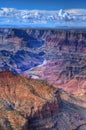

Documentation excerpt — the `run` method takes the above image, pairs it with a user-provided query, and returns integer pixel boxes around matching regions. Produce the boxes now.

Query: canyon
[0,28,86,98]
[0,28,86,129]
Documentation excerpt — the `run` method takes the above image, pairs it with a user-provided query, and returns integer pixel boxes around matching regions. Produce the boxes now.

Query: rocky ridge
[0,70,61,130]
[0,70,86,129]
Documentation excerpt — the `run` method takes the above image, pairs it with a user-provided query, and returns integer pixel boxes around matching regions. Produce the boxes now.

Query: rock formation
[0,70,61,130]
[0,70,86,129]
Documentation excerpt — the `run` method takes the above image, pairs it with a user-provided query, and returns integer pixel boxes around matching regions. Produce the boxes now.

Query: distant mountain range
[0,8,86,28]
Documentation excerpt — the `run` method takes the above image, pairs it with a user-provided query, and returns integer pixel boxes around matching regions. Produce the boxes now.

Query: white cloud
[66,9,86,15]
[0,8,86,28]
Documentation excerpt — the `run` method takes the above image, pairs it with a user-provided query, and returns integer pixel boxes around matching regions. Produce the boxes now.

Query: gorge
[0,28,86,130]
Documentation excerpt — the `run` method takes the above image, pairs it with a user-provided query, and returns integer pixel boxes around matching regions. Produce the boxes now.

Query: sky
[0,0,86,10]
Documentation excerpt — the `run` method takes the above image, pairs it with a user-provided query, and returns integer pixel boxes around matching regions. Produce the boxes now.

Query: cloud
[0,8,86,28]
